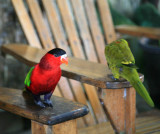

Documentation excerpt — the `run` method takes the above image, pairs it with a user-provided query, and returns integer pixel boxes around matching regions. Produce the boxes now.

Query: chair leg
[52,120,77,134]
[125,87,136,134]
[32,119,77,134]
[102,87,136,134]
[31,120,50,134]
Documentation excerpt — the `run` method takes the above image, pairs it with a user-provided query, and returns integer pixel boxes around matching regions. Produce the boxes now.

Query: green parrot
[105,39,154,107]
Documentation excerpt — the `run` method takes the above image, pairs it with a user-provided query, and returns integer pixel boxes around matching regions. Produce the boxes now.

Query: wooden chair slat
[97,0,116,43]
[52,120,77,134]
[71,0,98,62]
[11,0,41,48]
[57,0,107,123]
[42,0,95,126]
[57,0,85,59]
[78,116,160,134]
[83,84,107,123]
[136,116,160,134]
[115,25,160,40]
[42,0,71,55]
[69,80,96,126]
[78,122,114,134]
[26,0,55,49]
[53,86,62,97]
[83,0,106,64]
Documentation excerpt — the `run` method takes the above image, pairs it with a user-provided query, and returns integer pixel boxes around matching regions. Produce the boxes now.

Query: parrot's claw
[108,74,118,81]
[44,92,53,107]
[43,100,53,107]
[33,95,46,108]
[34,100,46,108]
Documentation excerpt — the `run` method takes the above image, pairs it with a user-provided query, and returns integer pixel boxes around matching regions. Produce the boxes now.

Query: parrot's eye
[54,54,58,57]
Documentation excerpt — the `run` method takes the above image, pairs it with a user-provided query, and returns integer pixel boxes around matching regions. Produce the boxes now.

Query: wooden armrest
[1,44,143,89]
[0,87,88,125]
[115,25,160,40]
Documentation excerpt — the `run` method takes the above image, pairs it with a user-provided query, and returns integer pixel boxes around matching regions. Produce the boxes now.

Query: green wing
[105,39,136,79]
[24,66,34,87]
[105,39,135,66]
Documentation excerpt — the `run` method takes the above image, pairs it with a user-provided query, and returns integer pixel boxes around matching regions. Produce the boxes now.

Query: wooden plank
[125,87,136,134]
[97,0,116,43]
[1,44,144,89]
[0,87,89,125]
[83,0,106,64]
[31,121,49,134]
[42,0,95,126]
[53,86,62,97]
[42,0,71,55]
[136,116,160,134]
[68,79,96,126]
[71,0,98,62]
[103,89,125,133]
[115,25,160,40]
[57,0,85,59]
[57,0,107,123]
[78,116,160,134]
[26,0,55,49]
[103,87,136,133]
[78,122,114,134]
[11,0,41,48]
[53,120,77,134]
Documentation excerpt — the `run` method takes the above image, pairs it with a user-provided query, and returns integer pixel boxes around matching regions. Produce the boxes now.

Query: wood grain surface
[115,25,160,39]
[0,87,89,125]
[1,44,144,89]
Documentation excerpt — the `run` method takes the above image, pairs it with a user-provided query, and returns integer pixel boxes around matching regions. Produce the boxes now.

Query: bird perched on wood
[24,48,68,107]
[105,39,154,107]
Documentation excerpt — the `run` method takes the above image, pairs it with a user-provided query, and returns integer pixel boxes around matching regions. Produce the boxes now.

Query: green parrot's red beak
[61,56,68,65]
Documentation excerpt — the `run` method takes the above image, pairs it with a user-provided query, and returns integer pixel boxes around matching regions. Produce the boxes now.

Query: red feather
[27,53,61,95]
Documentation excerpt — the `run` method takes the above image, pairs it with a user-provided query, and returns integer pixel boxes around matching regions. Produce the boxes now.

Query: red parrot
[24,48,68,107]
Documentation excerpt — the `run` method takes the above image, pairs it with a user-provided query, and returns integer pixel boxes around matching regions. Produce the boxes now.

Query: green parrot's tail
[129,73,154,107]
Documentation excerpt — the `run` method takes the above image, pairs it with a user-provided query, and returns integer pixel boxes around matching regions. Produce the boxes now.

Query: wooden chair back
[12,0,117,128]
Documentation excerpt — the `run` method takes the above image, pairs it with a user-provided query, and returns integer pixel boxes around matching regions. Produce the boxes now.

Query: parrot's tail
[130,76,154,107]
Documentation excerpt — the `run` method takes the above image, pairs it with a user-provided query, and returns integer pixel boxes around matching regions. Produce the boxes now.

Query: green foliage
[133,3,160,27]
[109,2,135,26]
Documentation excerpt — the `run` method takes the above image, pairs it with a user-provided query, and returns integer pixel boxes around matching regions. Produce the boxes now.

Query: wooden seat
[78,115,160,134]
[1,0,160,133]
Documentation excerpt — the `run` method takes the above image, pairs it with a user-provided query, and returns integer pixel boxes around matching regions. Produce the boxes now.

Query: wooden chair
[1,0,160,133]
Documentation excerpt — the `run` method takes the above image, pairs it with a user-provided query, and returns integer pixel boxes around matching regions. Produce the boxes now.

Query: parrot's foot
[33,95,45,108]
[43,100,53,107]
[34,100,46,108]
[108,74,118,81]
[44,92,53,107]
